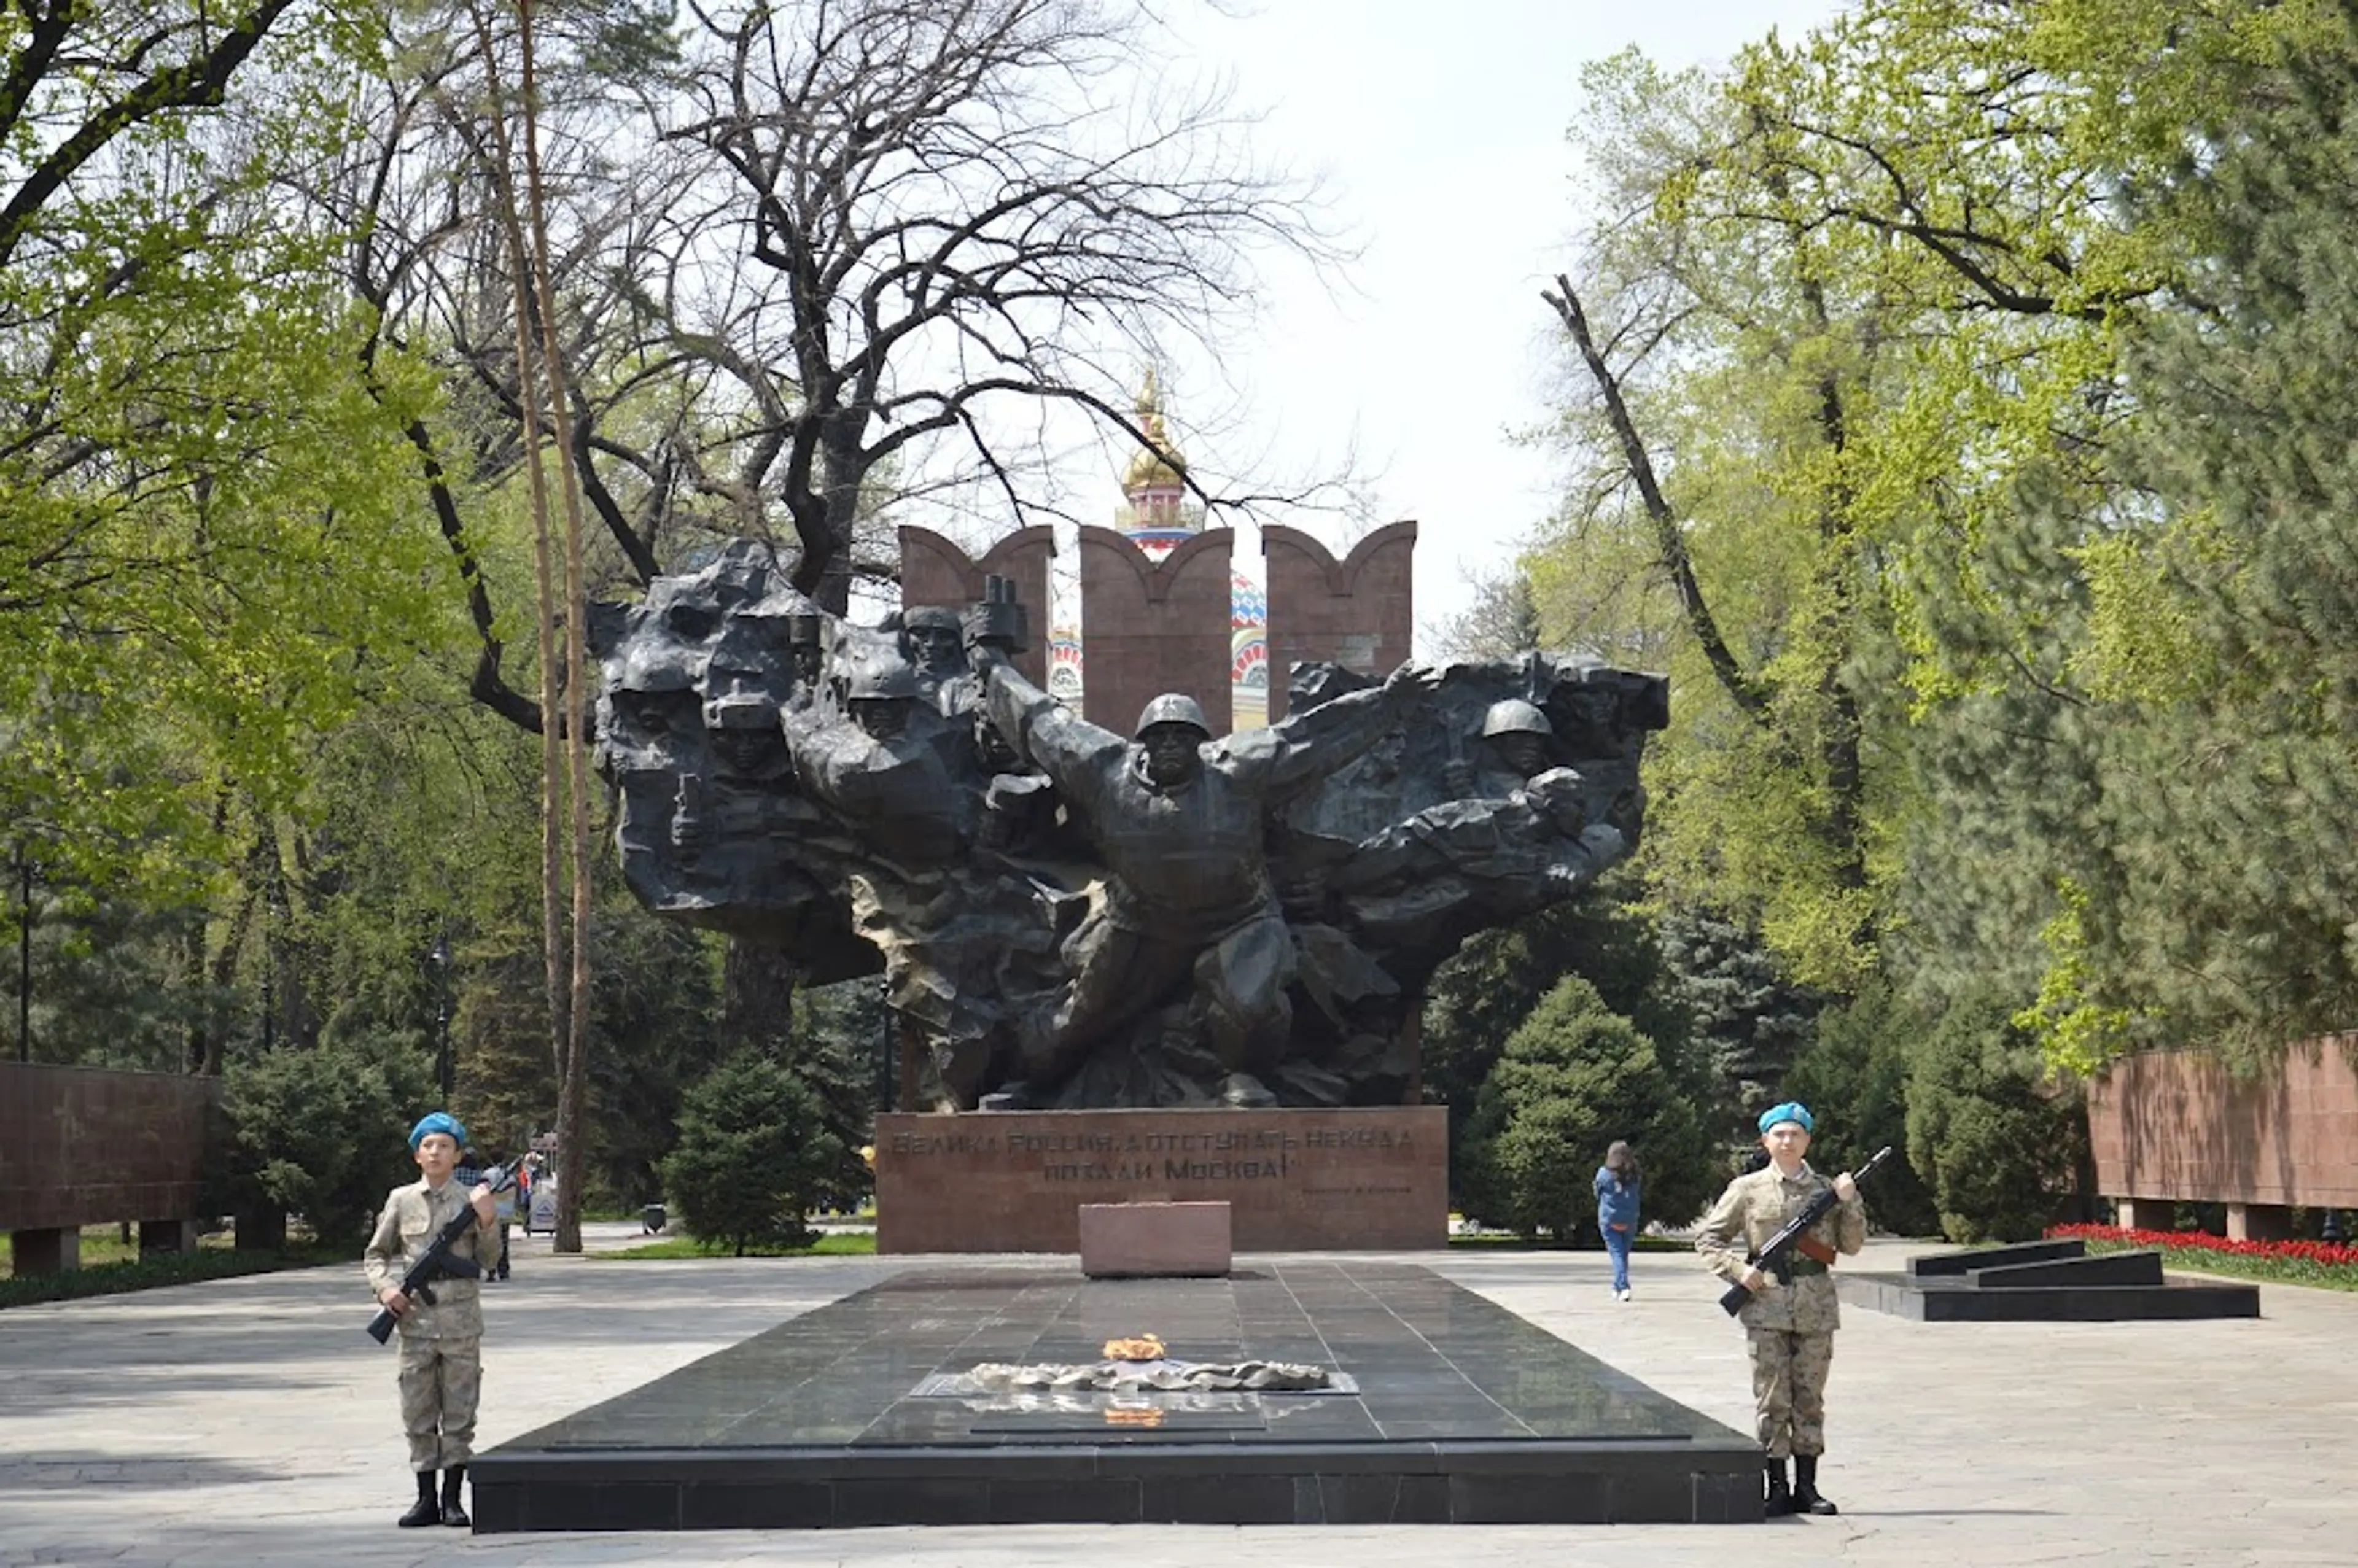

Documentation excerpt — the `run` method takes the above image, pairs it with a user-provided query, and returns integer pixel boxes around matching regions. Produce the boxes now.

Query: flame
[1101,1333,1165,1361]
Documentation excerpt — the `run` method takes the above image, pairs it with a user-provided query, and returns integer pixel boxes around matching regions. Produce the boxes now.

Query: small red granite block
[1078,1201,1232,1278]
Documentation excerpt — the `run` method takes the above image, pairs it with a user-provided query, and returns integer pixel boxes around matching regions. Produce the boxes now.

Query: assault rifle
[366,1155,538,1345]
[1717,1145,1892,1317]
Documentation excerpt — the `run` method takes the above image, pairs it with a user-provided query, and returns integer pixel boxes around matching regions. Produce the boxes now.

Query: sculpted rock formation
[591,540,1668,1111]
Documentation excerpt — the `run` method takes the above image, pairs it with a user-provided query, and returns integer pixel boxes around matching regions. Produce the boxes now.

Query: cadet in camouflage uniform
[364,1111,502,1529]
[1695,1101,1866,1518]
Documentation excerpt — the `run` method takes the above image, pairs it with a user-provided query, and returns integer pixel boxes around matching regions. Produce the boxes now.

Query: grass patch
[0,1246,343,1311]
[604,1230,878,1260]
[0,1224,238,1277]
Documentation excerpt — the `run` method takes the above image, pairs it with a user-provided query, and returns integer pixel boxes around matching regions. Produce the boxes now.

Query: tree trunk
[469,0,580,1232]
[517,0,598,1254]
[722,939,798,1058]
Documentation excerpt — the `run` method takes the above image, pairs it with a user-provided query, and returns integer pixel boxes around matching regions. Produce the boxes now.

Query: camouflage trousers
[396,1335,481,1472]
[1747,1328,1834,1459]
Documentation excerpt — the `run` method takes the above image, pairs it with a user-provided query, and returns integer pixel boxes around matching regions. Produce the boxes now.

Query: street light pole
[16,848,30,1063]
[430,928,453,1102]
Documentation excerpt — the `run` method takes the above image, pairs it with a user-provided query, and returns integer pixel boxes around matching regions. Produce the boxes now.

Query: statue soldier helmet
[1134,693,1211,740]
[1479,698,1553,739]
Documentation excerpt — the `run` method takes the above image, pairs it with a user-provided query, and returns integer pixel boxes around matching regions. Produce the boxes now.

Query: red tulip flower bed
[2046,1223,2358,1292]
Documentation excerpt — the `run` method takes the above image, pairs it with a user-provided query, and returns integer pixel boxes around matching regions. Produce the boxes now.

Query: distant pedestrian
[484,1151,516,1280]
[1695,1101,1866,1519]
[364,1111,502,1529]
[1593,1140,1641,1300]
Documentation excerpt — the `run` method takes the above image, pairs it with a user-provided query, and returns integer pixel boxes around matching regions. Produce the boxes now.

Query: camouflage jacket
[362,1178,502,1343]
[1694,1162,1866,1334]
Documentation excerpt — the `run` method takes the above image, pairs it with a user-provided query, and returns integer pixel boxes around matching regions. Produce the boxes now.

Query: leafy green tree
[224,1026,436,1251]
[1531,3,2338,1009]
[660,1053,844,1255]
[1,6,453,916]
[1900,7,2358,1067]
[1460,977,1716,1240]
[1905,991,2088,1242]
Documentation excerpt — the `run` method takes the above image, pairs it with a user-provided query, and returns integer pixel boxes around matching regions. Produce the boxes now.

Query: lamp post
[2324,1208,2346,1245]
[429,929,453,1102]
[874,978,893,1113]
[15,845,30,1063]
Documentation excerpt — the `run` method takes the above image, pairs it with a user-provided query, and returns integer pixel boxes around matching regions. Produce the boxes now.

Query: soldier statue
[971,637,1437,1103]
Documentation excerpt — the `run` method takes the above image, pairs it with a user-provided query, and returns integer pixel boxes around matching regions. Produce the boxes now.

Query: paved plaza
[2,1227,2352,1567]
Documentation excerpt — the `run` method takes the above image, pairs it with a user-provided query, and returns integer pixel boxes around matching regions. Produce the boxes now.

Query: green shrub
[660,1052,843,1256]
[1906,992,2087,1243]
[224,1029,436,1252]
[1460,976,1717,1240]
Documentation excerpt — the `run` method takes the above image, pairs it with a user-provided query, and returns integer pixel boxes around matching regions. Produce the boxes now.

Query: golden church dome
[1121,370,1186,494]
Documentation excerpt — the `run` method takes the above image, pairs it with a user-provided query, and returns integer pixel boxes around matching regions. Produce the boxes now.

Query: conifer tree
[1461,977,1717,1240]
[1909,9,2358,1062]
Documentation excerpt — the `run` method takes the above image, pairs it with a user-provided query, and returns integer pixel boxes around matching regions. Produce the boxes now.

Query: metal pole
[876,980,893,1112]
[16,850,29,1062]
[432,928,453,1101]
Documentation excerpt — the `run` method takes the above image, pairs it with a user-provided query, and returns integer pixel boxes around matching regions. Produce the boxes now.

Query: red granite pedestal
[1078,1200,1232,1277]
[874,1106,1447,1253]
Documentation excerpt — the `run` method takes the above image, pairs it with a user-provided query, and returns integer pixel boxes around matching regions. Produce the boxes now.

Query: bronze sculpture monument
[591,540,1667,1111]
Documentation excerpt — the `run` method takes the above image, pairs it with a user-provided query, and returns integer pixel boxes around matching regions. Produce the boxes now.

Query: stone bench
[1078,1200,1231,1278]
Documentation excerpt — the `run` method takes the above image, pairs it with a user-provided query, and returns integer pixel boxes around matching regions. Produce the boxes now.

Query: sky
[1127,0,1851,654]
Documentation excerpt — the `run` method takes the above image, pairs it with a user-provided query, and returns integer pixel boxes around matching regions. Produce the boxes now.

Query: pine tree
[1781,984,1940,1238]
[1422,870,1694,1200]
[1657,911,1819,1144]
[1909,12,2358,1063]
[1460,977,1717,1239]
[660,1054,842,1256]
[1904,990,2088,1243]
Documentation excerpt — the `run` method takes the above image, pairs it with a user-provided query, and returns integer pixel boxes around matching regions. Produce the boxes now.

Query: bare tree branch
[1543,273,1770,720]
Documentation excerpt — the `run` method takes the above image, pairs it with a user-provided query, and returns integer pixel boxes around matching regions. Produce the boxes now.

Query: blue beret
[409,1111,468,1150]
[1757,1102,1814,1135]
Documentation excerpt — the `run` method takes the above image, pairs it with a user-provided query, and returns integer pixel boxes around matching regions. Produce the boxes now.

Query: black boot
[397,1470,438,1527]
[440,1464,470,1528]
[1793,1453,1839,1516]
[1763,1456,1796,1517]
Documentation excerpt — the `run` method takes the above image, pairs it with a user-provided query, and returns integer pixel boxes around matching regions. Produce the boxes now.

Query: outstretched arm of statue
[979,658,1126,805]
[1231,661,1444,799]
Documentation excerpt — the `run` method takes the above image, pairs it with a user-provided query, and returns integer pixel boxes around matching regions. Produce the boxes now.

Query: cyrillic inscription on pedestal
[874,1106,1446,1252]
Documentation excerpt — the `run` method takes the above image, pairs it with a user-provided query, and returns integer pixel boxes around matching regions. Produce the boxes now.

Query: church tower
[1113,369,1195,549]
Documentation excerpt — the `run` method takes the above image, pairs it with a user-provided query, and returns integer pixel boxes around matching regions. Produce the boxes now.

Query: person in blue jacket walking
[1594,1140,1641,1300]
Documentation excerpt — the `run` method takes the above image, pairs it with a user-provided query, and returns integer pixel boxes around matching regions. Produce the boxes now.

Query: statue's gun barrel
[965,575,1029,655]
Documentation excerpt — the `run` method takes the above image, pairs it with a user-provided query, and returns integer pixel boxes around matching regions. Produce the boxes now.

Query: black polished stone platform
[471,1262,1762,1530]
[1842,1241,2260,1322]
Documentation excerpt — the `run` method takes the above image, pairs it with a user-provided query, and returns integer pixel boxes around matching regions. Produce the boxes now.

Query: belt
[1786,1257,1829,1278]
